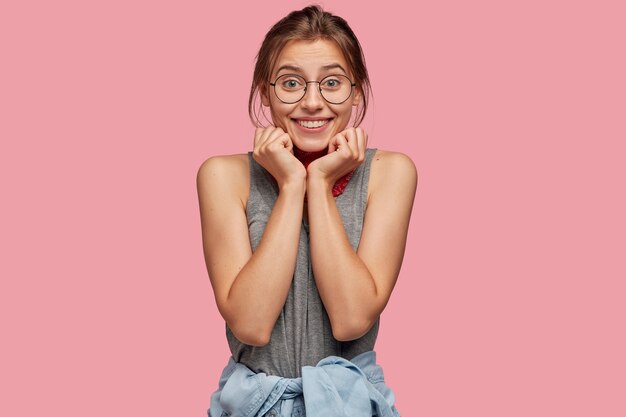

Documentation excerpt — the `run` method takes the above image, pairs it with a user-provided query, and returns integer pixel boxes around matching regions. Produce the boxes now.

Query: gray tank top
[226,148,379,378]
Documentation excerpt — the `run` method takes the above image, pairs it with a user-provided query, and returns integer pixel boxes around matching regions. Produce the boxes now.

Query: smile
[296,119,331,129]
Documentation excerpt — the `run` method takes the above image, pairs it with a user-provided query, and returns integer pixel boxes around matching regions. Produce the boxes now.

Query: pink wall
[2,0,625,416]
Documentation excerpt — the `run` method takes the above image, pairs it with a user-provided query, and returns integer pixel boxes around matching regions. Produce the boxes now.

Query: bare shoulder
[197,153,249,177]
[196,153,250,206]
[368,149,418,199]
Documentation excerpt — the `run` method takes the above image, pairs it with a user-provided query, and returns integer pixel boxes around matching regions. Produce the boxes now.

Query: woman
[197,5,417,416]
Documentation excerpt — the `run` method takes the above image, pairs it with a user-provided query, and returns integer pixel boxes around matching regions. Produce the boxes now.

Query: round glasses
[270,74,356,105]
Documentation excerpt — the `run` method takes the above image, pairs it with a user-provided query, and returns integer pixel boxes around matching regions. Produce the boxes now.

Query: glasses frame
[269,74,357,105]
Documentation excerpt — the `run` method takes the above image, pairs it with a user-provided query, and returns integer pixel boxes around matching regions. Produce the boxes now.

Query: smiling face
[262,38,361,153]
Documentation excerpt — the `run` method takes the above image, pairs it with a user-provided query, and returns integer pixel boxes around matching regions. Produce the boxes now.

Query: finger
[265,127,287,145]
[359,128,369,151]
[254,127,266,147]
[279,133,293,152]
[354,127,367,160]
[333,134,350,155]
[257,127,284,150]
[266,130,291,147]
[329,132,344,153]
[343,128,359,158]
[255,127,273,148]
[263,131,293,158]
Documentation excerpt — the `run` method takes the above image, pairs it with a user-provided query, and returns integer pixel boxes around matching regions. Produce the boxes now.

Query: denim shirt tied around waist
[208,350,400,417]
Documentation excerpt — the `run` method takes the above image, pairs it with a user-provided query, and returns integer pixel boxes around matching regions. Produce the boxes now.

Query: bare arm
[307,143,417,341]
[196,132,306,345]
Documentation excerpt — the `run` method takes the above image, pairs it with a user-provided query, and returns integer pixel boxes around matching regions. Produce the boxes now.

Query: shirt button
[268,412,277,417]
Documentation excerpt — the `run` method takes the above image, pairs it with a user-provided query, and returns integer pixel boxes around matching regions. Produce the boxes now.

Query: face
[262,38,361,153]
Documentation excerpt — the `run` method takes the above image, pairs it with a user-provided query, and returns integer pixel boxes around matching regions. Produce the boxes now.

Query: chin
[290,134,331,153]
[294,141,328,153]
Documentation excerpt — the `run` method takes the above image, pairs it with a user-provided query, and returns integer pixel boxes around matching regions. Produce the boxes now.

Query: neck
[293,145,358,198]
[293,146,327,169]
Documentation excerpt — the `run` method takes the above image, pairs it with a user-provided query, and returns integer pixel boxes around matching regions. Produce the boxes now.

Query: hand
[253,127,307,189]
[307,127,368,186]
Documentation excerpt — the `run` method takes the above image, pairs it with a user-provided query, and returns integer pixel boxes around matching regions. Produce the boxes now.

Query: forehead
[272,39,350,76]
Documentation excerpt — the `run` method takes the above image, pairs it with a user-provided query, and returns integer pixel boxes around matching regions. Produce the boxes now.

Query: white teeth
[298,119,329,128]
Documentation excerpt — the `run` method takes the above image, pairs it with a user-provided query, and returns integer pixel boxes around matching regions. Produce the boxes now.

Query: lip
[291,117,333,133]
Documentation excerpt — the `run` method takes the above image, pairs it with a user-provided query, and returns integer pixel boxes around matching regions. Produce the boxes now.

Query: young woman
[197,5,417,416]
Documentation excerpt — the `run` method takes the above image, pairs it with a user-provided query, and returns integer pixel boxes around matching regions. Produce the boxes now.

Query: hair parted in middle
[248,4,372,127]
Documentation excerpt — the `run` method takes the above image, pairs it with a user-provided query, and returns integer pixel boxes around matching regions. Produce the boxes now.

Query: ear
[352,88,363,106]
[260,87,271,107]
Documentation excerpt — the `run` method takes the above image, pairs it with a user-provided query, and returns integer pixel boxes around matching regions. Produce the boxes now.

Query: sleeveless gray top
[226,148,379,378]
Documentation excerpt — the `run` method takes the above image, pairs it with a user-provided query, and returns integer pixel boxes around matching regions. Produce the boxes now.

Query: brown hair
[248,5,372,127]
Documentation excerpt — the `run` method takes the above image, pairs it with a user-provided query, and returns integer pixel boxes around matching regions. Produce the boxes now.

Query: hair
[248,5,372,127]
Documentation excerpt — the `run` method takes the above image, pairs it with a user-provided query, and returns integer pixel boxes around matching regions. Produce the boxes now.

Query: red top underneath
[293,147,354,198]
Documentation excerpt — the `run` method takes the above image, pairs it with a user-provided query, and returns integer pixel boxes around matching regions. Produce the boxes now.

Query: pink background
[1,0,624,416]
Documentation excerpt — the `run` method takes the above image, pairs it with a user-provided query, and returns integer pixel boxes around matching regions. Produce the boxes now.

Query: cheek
[335,104,354,122]
[269,105,291,129]
[269,97,290,116]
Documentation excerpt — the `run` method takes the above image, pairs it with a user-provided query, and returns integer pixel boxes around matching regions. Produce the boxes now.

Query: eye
[278,75,305,90]
[321,77,342,89]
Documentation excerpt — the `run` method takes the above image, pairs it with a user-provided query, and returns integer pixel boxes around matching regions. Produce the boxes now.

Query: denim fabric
[207,351,400,417]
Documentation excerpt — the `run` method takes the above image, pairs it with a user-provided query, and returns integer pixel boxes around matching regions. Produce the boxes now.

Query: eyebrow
[321,64,348,74]
[274,63,349,76]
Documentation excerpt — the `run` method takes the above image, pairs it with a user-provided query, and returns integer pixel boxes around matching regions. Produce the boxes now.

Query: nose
[300,82,324,110]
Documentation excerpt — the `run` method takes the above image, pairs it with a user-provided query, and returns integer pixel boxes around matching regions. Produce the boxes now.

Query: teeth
[298,119,329,128]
